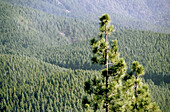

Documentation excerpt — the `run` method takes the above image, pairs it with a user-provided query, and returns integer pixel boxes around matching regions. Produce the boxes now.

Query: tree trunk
[105,25,109,112]
[135,76,138,111]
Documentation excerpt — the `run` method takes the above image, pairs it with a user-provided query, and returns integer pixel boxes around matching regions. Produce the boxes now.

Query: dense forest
[2,0,170,33]
[0,55,169,112]
[0,54,99,111]
[0,0,169,112]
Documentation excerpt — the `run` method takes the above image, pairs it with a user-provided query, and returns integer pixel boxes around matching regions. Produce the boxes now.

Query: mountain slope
[0,54,100,112]
[41,30,170,84]
[2,0,170,33]
[0,1,98,49]
[0,54,169,111]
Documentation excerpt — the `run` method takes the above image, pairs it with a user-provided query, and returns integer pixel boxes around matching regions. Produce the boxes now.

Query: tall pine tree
[82,14,160,112]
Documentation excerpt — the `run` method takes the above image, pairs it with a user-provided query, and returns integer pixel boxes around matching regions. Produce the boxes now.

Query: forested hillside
[0,55,169,111]
[0,1,98,48]
[41,30,170,84]
[0,54,99,111]
[2,0,170,33]
[0,1,170,112]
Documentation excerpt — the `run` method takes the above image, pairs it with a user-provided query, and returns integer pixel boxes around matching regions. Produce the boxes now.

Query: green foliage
[0,54,100,111]
[132,61,145,76]
[83,14,161,112]
[83,14,125,111]
[121,62,161,112]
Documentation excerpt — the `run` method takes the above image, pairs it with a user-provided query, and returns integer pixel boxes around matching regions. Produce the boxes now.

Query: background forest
[0,0,169,112]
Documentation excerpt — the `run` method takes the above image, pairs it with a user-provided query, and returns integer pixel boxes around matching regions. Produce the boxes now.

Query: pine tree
[82,13,126,112]
[122,61,161,112]
[82,14,161,112]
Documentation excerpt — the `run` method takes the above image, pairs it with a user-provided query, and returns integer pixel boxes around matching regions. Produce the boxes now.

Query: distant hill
[0,1,99,48]
[2,0,170,33]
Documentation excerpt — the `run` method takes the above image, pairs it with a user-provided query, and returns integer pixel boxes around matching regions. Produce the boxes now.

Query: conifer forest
[0,0,169,112]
